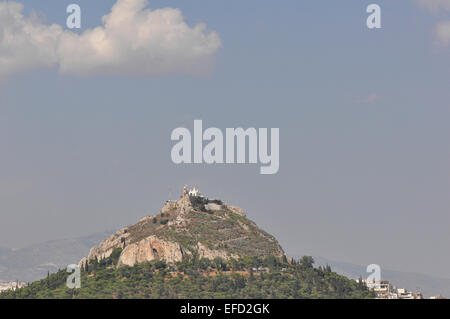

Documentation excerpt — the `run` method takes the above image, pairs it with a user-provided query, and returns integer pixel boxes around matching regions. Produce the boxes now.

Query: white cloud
[0,0,221,79]
[417,0,450,12]
[434,21,450,46]
[416,0,450,46]
[0,2,63,79]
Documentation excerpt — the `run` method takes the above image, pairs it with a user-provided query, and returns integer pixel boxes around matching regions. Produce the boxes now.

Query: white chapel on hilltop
[181,186,204,198]
[188,187,202,197]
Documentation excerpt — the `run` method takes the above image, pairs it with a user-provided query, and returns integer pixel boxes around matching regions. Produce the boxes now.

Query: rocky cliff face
[118,236,183,266]
[79,188,286,267]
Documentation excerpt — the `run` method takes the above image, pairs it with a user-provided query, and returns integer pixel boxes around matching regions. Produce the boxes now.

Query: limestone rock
[197,242,238,260]
[228,206,246,217]
[87,227,129,261]
[118,236,183,266]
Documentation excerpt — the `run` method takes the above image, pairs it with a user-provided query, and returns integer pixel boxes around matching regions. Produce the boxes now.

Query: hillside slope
[1,251,374,299]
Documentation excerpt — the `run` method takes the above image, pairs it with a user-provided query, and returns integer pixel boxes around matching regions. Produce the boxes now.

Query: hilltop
[78,187,286,268]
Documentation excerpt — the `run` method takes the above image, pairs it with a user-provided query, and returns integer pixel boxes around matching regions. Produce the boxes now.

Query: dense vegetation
[0,250,374,299]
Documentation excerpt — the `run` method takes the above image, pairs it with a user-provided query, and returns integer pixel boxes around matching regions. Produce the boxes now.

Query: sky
[0,0,449,278]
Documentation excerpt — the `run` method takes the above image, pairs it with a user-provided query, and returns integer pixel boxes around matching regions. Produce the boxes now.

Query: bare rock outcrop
[197,242,238,260]
[177,187,193,214]
[87,227,129,261]
[118,236,183,266]
[228,206,246,217]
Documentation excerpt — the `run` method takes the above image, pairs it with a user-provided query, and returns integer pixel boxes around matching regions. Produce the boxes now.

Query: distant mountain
[294,255,450,298]
[0,231,114,283]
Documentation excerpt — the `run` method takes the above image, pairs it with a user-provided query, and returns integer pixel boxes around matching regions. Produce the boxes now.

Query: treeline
[0,251,374,299]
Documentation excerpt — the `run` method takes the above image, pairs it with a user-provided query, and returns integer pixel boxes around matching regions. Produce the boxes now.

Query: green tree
[300,256,314,269]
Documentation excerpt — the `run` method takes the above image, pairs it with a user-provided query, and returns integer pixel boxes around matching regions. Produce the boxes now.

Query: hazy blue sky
[0,0,449,278]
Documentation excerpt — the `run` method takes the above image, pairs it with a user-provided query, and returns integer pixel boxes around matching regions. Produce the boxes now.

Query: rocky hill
[79,188,286,268]
[1,188,375,299]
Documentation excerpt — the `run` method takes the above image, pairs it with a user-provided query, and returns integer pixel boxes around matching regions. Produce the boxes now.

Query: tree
[249,268,255,281]
[111,247,123,266]
[264,255,278,268]
[300,256,314,269]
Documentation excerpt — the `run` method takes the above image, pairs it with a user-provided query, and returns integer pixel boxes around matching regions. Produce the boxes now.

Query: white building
[188,187,202,197]
[0,281,26,293]
[357,279,424,299]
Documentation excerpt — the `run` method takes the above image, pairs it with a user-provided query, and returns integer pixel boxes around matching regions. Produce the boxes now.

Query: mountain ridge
[1,187,376,299]
[2,189,447,298]
[0,230,114,283]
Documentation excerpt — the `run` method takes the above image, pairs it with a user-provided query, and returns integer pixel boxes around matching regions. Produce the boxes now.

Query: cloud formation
[416,0,450,46]
[0,0,221,79]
